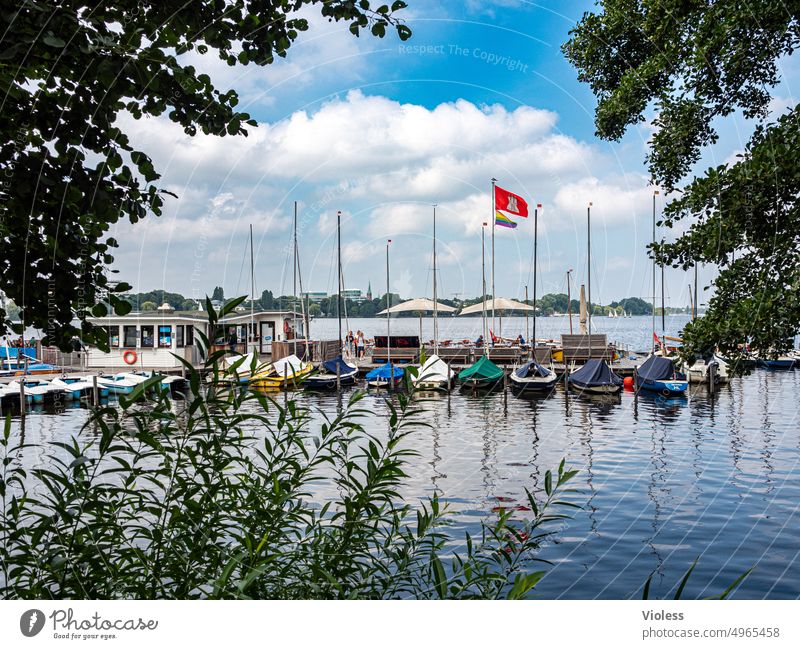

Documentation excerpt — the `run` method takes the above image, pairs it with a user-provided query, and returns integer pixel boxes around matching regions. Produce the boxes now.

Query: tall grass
[0,299,578,599]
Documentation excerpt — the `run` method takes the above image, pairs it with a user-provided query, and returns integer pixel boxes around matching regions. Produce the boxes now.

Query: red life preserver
[123,350,138,365]
[283,320,290,334]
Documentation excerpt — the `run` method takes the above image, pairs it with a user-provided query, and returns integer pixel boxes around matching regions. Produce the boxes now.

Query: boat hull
[459,377,502,392]
[249,365,313,389]
[509,373,558,393]
[568,380,622,395]
[760,359,795,370]
[304,372,358,390]
[636,379,688,395]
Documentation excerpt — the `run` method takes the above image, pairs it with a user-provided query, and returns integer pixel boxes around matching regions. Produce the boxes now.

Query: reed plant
[0,299,578,599]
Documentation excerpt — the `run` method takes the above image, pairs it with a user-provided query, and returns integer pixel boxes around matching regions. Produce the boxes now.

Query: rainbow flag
[495,211,517,229]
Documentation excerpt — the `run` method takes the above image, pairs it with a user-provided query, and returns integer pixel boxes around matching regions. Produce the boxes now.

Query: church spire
[366,281,372,301]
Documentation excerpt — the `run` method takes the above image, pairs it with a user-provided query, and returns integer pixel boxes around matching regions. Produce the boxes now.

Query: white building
[85,309,304,369]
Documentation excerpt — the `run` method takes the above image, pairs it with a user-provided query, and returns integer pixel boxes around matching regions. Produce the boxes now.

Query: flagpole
[433,204,438,355]
[491,177,497,341]
[652,191,658,354]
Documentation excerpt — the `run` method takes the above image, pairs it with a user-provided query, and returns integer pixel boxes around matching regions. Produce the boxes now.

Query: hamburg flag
[495,185,529,217]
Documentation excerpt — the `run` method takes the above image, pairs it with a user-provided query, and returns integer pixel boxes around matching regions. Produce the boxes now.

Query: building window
[185,325,194,346]
[108,325,120,348]
[158,325,172,348]
[176,325,184,348]
[141,326,154,348]
[123,326,137,348]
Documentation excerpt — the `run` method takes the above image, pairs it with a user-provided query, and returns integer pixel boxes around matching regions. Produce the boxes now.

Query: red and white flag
[494,185,529,217]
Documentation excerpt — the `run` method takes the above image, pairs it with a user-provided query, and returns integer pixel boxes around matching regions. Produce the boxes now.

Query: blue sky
[111,0,797,308]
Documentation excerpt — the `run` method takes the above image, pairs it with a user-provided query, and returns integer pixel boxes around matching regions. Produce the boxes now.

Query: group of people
[344,330,367,358]
[2,336,36,348]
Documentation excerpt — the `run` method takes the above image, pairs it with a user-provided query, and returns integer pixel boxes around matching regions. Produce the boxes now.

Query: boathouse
[85,307,304,369]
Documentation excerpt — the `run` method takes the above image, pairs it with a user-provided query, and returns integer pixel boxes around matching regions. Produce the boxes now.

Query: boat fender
[623,376,634,390]
[123,350,138,365]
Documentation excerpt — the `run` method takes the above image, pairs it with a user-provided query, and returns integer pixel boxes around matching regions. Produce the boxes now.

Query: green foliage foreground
[0,309,577,599]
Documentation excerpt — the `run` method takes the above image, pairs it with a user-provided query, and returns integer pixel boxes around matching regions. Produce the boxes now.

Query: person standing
[228,329,238,353]
[357,330,365,358]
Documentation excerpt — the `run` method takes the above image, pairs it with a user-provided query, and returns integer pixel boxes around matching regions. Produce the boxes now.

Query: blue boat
[365,362,404,388]
[304,356,359,390]
[759,358,795,370]
[635,356,688,395]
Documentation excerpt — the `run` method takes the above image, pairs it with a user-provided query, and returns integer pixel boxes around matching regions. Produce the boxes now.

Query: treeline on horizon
[120,288,691,318]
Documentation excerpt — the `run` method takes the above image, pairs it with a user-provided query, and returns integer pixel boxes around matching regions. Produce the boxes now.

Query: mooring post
[92,375,99,406]
[336,363,341,390]
[284,364,289,406]
[18,378,25,418]
[503,371,508,416]
[709,362,717,395]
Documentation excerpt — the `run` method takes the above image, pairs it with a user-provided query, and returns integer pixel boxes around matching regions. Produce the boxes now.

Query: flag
[495,211,517,229]
[495,185,529,217]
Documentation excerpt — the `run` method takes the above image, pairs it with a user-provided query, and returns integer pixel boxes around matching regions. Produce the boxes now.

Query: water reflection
[4,368,800,598]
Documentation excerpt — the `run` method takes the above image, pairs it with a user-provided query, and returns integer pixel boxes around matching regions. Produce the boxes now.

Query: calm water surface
[5,318,800,599]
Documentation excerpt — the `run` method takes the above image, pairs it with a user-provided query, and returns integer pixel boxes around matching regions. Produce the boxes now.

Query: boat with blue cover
[759,357,795,370]
[634,355,688,395]
[458,355,504,391]
[568,359,623,394]
[304,355,358,390]
[365,362,404,388]
[508,360,557,394]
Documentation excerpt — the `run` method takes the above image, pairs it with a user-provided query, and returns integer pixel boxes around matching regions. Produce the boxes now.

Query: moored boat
[365,362,404,389]
[508,360,557,394]
[759,357,795,370]
[567,359,623,394]
[51,375,110,400]
[458,355,504,392]
[249,354,313,390]
[96,374,138,395]
[635,355,688,395]
[304,356,358,390]
[411,354,454,391]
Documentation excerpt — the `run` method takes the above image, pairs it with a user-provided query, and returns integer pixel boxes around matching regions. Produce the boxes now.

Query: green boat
[458,355,504,391]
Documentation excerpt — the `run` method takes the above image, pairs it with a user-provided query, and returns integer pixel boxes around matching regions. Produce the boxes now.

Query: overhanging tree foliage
[563,2,800,361]
[0,0,410,350]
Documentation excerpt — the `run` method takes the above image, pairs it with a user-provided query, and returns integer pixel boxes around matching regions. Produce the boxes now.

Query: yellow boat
[249,354,313,389]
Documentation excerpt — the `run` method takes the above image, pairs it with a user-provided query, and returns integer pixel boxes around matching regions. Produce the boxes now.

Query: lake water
[5,315,800,599]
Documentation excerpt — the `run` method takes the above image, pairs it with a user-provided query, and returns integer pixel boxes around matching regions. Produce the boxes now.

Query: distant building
[340,289,364,303]
[366,281,372,301]
[302,291,327,304]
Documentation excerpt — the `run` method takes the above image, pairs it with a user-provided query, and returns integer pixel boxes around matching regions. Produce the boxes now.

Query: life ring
[283,320,290,334]
[123,350,138,365]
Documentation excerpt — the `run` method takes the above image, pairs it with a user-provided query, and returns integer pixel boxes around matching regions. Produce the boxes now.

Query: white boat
[50,375,110,400]
[212,352,263,384]
[411,354,454,391]
[96,374,139,395]
[7,379,67,403]
[681,356,730,385]
[508,360,558,394]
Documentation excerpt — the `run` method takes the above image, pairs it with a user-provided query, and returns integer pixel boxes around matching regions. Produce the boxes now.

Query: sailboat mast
[652,191,658,353]
[587,203,592,358]
[525,285,530,355]
[337,210,342,354]
[386,240,391,366]
[694,262,698,320]
[567,269,573,335]
[433,204,438,355]
[293,201,297,357]
[533,204,539,351]
[688,284,694,320]
[249,224,254,356]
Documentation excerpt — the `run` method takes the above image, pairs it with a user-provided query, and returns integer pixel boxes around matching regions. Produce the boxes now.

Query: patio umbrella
[377,298,457,346]
[458,298,534,338]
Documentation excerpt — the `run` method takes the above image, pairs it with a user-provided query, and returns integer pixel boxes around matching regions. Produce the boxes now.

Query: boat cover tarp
[458,355,503,381]
[322,356,357,375]
[569,359,622,387]
[414,355,452,383]
[636,355,677,381]
[270,355,307,376]
[366,362,405,380]
[514,361,551,379]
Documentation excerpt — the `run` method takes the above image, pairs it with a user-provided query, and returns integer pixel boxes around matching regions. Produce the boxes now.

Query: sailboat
[636,191,687,395]
[567,203,622,394]
[368,240,402,389]
[509,203,556,394]
[411,205,454,391]
[305,209,357,390]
